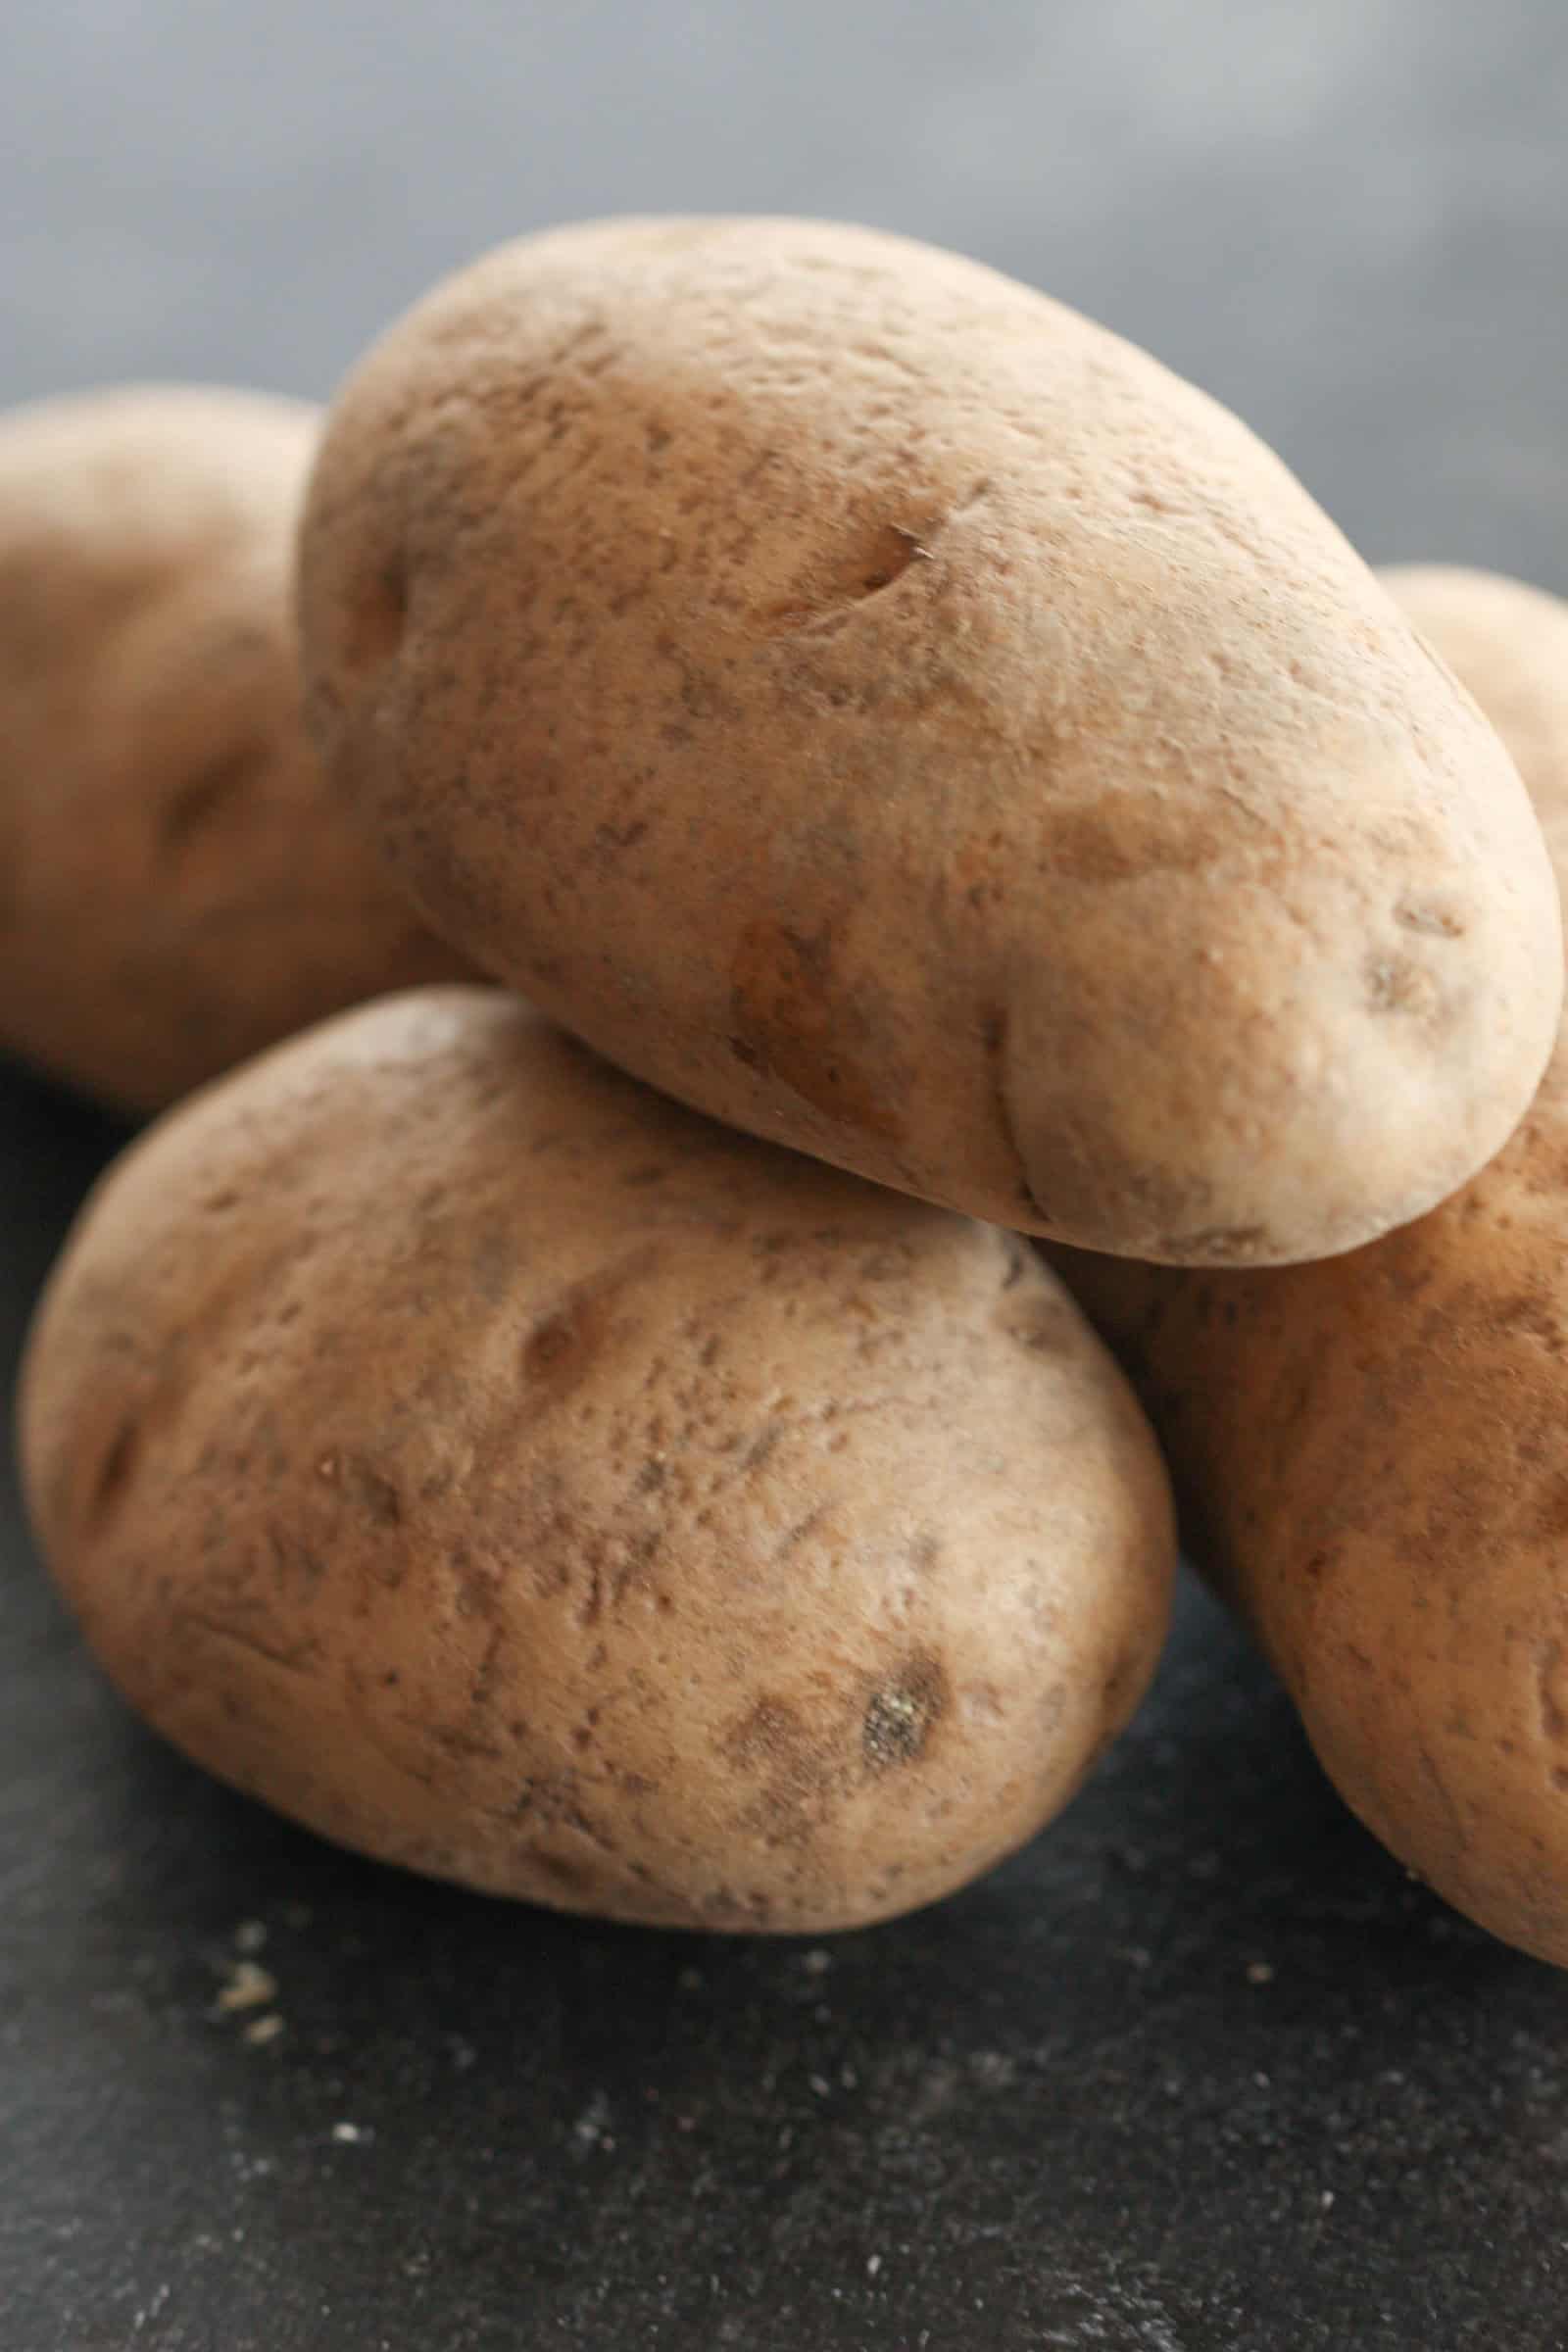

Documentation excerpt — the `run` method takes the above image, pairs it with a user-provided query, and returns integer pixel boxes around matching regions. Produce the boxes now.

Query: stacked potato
[11,219,1568,1952]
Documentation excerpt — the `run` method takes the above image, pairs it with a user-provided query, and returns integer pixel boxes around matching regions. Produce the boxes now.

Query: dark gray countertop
[5,6,1568,2346]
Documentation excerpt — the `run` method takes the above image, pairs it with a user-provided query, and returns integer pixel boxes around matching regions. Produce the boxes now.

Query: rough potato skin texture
[1049,567,1568,1967]
[296,216,1560,1266]
[19,988,1173,1933]
[0,385,466,1111]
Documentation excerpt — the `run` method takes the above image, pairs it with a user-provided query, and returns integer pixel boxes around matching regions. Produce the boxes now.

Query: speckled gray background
[5,8,1568,2350]
[4,0,1566,585]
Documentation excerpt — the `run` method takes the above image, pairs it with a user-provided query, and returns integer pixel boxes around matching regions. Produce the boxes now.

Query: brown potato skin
[0,385,466,1112]
[20,988,1174,1933]
[1049,566,1568,1967]
[297,217,1560,1266]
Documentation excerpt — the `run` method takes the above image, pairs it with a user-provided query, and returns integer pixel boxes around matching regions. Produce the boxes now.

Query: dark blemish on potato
[777,1506,828,1558]
[742,1423,782,1475]
[1536,1642,1568,1744]
[348,1457,403,1528]
[636,1458,667,1494]
[528,1846,587,1888]
[724,1695,807,1770]
[344,551,410,670]
[521,1249,658,1404]
[908,1530,942,1577]
[619,1161,667,1188]
[1365,953,1439,1016]
[861,1653,949,1773]
[597,815,651,857]
[87,1416,141,1532]
[728,918,903,1142]
[1396,899,1467,939]
[1043,797,1217,887]
[160,736,268,855]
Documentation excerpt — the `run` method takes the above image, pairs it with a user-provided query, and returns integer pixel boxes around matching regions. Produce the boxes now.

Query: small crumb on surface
[1247,1960,1275,1984]
[331,2122,370,2144]
[867,2254,883,2278]
[1321,2190,1336,2212]
[801,1948,833,1977]
[233,1921,268,1955]
[215,1961,277,2015]
[242,2014,284,2047]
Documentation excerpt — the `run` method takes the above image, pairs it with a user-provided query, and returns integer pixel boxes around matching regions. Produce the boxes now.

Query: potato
[1049,566,1568,1965]
[0,385,466,1112]
[297,216,1560,1266]
[19,987,1174,1933]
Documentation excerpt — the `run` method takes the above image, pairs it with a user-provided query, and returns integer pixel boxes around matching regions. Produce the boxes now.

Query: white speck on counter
[331,2122,370,2145]
[572,2091,612,2150]
[1248,1960,1275,1984]
[242,2014,284,2047]
[233,1920,268,1955]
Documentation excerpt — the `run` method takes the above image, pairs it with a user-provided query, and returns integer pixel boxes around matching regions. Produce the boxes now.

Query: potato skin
[298,216,1559,1266]
[1049,567,1568,1966]
[0,385,466,1112]
[20,988,1173,1933]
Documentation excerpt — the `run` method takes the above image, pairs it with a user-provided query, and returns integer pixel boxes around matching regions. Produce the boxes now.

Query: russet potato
[298,218,1559,1265]
[1050,567,1568,1966]
[0,384,465,1111]
[21,988,1175,1933]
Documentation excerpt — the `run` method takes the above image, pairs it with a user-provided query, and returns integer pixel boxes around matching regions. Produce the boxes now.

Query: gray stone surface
[4,6,1568,2347]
